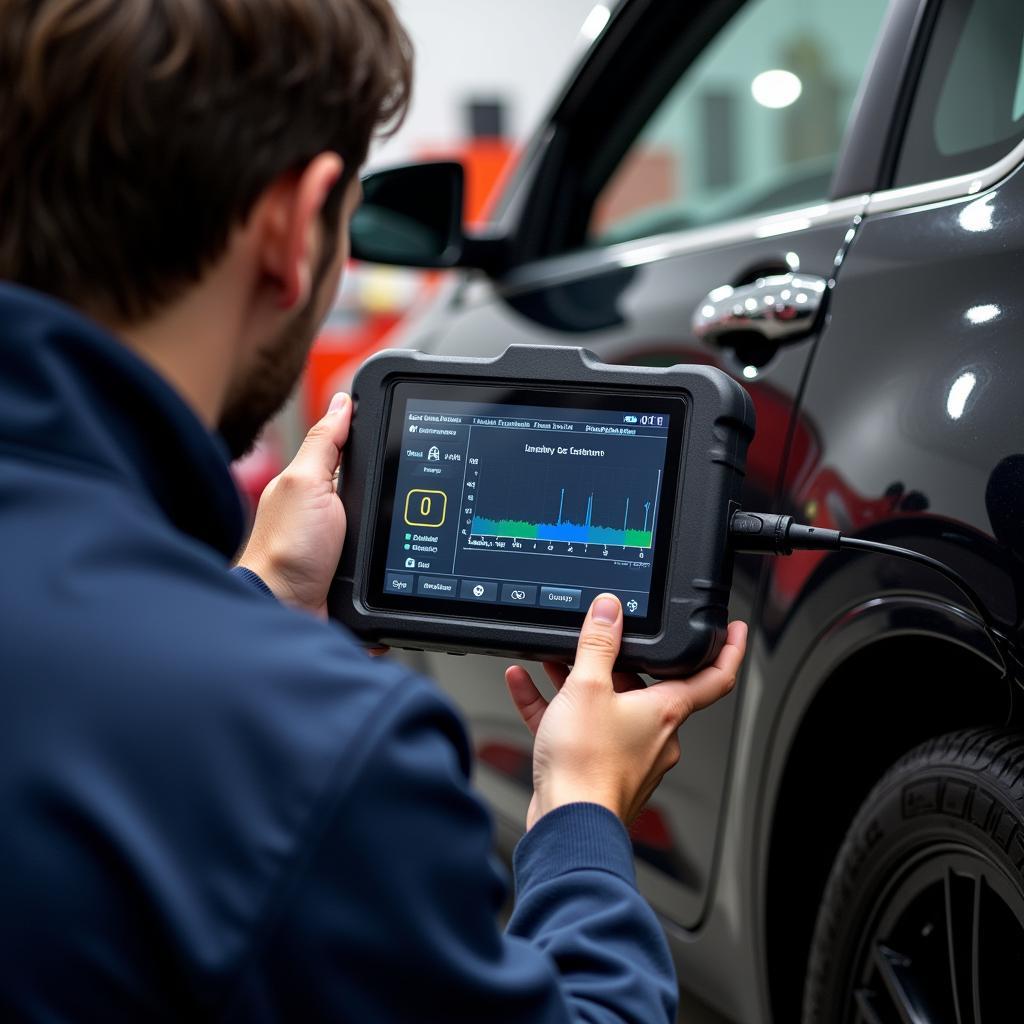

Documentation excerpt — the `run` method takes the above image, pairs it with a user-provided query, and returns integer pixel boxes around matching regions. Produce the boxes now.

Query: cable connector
[729,511,841,555]
[729,508,1014,683]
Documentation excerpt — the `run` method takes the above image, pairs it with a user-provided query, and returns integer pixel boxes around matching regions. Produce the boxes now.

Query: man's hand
[505,594,747,829]
[237,393,350,618]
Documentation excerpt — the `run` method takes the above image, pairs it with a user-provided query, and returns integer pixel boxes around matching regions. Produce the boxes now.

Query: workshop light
[751,70,802,109]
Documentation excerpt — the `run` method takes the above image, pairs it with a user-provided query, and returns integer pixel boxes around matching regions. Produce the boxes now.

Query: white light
[709,284,735,302]
[946,372,977,420]
[959,196,994,233]
[965,304,1000,325]
[755,216,811,238]
[764,295,775,305]
[780,289,791,300]
[796,293,808,304]
[744,297,758,312]
[751,70,802,109]
[580,4,611,41]
[785,251,800,270]
[742,365,759,379]
[701,304,715,318]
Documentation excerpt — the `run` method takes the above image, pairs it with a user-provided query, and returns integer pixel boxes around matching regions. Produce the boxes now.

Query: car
[349,0,1024,1019]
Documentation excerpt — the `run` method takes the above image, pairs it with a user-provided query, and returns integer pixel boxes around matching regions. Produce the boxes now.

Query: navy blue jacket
[0,284,676,1022]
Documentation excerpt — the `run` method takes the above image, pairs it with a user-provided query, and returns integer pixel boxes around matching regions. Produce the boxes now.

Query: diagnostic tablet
[329,346,754,677]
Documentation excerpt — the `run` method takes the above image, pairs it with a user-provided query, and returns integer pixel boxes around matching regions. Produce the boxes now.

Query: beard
[218,261,335,461]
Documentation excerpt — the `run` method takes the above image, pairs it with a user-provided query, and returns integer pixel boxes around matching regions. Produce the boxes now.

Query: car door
[405,0,892,929]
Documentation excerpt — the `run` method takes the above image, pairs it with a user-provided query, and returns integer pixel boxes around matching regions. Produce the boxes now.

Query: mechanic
[0,2,745,1021]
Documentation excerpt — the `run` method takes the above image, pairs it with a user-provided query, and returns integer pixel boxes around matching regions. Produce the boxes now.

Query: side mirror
[350,160,505,272]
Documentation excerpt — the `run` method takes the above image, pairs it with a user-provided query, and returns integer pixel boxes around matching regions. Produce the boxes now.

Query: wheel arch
[758,597,1012,1023]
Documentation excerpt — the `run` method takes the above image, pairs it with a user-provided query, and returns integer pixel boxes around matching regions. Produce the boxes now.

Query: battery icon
[623,415,638,424]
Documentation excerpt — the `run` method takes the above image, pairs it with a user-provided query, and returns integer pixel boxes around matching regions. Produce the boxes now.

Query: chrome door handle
[692,273,828,346]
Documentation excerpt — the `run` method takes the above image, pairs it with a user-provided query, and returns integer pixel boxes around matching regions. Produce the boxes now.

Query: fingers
[569,594,623,687]
[288,392,352,482]
[543,662,570,690]
[656,620,748,722]
[505,665,549,736]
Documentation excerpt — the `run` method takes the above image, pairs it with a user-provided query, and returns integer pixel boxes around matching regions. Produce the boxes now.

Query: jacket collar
[0,283,244,558]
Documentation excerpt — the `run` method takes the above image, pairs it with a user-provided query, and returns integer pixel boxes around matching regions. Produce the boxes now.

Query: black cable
[730,511,1012,681]
[838,536,994,635]
[839,536,1009,679]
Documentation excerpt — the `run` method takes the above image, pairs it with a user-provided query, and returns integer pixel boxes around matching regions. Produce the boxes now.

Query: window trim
[496,194,868,297]
[866,133,1024,213]
[497,111,1024,295]
[490,0,1024,293]
[498,0,900,281]
[507,0,748,264]
[828,0,935,199]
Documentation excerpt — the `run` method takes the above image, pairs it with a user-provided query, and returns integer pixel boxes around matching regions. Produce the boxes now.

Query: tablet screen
[366,382,685,635]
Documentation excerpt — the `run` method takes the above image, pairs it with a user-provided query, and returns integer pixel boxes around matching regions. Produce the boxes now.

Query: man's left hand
[237,393,351,618]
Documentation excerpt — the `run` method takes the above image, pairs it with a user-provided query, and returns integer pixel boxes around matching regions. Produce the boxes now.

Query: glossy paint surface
[708,167,1020,1024]
[388,2,1024,1020]
[406,213,857,947]
[397,176,1024,1024]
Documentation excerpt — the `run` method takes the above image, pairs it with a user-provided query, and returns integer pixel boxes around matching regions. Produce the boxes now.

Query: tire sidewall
[803,744,1024,1023]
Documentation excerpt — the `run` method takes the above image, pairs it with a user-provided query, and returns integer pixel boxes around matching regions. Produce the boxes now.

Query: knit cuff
[230,565,275,599]
[512,802,636,896]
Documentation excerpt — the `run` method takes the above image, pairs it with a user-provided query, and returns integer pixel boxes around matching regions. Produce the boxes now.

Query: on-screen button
[539,586,582,610]
[460,580,498,602]
[385,572,414,594]
[499,584,538,606]
[416,576,459,598]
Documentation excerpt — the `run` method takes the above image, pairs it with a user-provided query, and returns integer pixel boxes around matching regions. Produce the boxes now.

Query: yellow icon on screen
[404,489,447,527]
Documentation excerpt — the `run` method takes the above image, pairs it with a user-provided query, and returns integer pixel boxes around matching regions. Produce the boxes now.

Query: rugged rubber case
[328,345,755,677]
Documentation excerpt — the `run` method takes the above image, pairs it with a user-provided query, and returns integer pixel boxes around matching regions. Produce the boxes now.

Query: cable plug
[729,510,1014,683]
[729,511,841,554]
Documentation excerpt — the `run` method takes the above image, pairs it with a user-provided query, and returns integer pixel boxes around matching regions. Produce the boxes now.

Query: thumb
[570,594,623,685]
[290,392,352,480]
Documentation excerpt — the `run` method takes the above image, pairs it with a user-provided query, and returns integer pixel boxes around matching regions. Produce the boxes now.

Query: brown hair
[0,0,412,321]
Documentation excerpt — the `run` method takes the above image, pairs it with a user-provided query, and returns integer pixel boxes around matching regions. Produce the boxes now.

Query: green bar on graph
[623,529,653,547]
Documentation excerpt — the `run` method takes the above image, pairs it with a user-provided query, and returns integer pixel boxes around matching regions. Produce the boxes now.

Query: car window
[588,0,890,248]
[893,0,1024,187]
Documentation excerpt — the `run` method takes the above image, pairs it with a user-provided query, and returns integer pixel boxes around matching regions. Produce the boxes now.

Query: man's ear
[256,152,344,311]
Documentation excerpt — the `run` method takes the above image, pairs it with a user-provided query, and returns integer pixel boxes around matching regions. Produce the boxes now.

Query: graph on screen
[466,452,663,555]
[471,483,657,548]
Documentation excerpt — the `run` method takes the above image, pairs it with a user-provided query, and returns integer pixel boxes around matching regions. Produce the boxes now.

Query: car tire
[802,727,1024,1023]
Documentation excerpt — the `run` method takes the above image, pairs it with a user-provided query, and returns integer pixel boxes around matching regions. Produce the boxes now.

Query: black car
[350,0,1024,1019]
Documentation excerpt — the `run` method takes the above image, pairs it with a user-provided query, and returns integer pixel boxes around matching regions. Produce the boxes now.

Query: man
[0,1,746,1021]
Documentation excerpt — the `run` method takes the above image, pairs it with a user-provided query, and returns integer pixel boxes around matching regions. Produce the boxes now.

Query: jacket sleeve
[227,565,274,598]
[221,677,677,1024]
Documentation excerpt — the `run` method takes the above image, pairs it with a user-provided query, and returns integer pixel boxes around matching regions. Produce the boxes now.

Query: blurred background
[233,0,601,507]
[233,0,883,510]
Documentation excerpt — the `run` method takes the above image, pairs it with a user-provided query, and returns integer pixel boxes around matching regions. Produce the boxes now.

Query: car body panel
[386,0,1024,1020]
[412,209,861,935]
[740,164,1024,1023]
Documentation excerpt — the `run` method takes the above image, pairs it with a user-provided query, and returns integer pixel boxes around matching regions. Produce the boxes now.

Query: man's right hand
[505,594,747,829]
